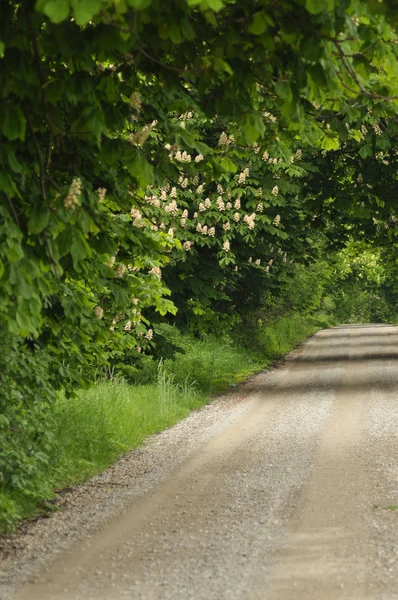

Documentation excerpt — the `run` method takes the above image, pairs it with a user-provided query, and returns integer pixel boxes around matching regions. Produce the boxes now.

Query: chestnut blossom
[97,187,106,202]
[94,306,104,319]
[116,264,126,278]
[218,132,228,145]
[195,154,204,163]
[257,202,264,213]
[273,214,281,226]
[226,202,232,210]
[149,266,162,279]
[196,184,204,194]
[208,227,215,237]
[146,329,153,340]
[271,186,279,196]
[124,320,132,331]
[217,197,225,211]
[204,198,211,209]
[255,259,261,265]
[165,200,178,215]
[223,221,231,232]
[199,202,205,212]
[234,199,241,209]
[183,241,192,251]
[223,240,230,252]
[233,212,240,222]
[64,177,82,209]
[217,184,224,194]
[107,256,115,268]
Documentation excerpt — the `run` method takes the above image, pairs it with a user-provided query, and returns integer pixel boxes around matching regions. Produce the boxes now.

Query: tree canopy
[1,0,398,518]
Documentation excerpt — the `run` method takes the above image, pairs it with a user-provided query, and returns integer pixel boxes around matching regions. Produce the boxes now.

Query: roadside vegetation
[1,1,398,531]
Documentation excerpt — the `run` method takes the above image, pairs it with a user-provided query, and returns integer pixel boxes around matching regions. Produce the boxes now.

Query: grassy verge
[0,313,329,531]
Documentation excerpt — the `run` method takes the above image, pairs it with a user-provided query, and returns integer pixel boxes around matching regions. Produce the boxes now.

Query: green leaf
[127,0,152,7]
[7,151,23,173]
[320,135,339,151]
[306,0,334,14]
[28,207,50,234]
[0,259,4,280]
[42,0,70,23]
[70,0,103,25]
[71,229,89,263]
[129,153,154,188]
[275,81,292,102]
[1,105,26,141]
[213,57,233,75]
[248,12,271,35]
[220,157,238,173]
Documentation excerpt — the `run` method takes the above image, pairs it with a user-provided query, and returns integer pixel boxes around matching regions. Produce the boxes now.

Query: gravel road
[2,324,398,599]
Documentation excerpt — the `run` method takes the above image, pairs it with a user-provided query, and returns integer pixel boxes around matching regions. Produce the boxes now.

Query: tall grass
[0,312,328,530]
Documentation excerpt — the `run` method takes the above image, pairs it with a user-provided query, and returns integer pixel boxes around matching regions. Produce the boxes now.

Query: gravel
[2,324,398,600]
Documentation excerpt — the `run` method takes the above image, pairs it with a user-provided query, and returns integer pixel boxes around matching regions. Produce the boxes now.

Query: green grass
[0,312,328,531]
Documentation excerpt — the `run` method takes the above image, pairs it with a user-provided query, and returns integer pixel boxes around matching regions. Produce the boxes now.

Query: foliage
[2,0,398,529]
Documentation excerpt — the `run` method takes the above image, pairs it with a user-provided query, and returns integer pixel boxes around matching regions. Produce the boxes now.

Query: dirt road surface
[3,324,398,599]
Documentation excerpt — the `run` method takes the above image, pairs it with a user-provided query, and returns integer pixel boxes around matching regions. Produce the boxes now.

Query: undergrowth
[0,312,329,532]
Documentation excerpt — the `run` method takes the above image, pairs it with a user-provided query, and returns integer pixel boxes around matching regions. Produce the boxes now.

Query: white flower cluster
[238,168,250,185]
[164,200,178,215]
[255,259,261,265]
[195,154,204,163]
[223,240,230,252]
[243,213,256,230]
[129,120,157,146]
[196,184,204,194]
[204,198,211,209]
[97,187,106,202]
[226,202,232,209]
[218,132,234,146]
[233,212,240,222]
[146,195,160,207]
[262,151,269,161]
[257,202,264,213]
[199,202,205,212]
[373,123,382,135]
[107,256,115,267]
[271,185,279,197]
[183,241,192,251]
[273,214,281,226]
[361,124,368,136]
[149,267,162,279]
[172,150,192,162]
[64,177,82,209]
[116,264,126,278]
[263,111,277,123]
[217,197,225,211]
[234,198,240,209]
[145,329,153,340]
[252,142,260,154]
[170,187,177,198]
[94,305,104,319]
[217,184,224,194]
[178,176,189,188]
[223,221,231,231]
